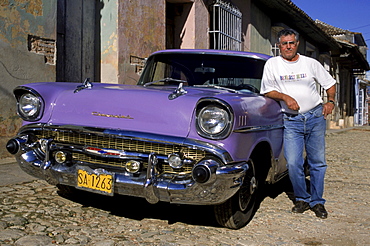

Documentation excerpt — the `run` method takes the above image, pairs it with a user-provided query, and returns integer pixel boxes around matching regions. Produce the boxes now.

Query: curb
[326,125,370,136]
[0,157,16,165]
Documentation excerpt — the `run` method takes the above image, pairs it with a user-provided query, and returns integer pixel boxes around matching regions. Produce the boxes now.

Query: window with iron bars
[272,43,280,56]
[209,0,242,51]
[271,26,282,57]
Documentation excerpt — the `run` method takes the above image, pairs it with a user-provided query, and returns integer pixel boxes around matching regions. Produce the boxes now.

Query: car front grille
[36,129,206,174]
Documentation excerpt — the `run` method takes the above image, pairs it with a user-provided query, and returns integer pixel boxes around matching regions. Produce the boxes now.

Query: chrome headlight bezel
[15,88,44,121]
[196,99,233,140]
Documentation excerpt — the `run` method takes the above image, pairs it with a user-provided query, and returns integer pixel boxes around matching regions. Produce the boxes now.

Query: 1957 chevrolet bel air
[6,49,287,229]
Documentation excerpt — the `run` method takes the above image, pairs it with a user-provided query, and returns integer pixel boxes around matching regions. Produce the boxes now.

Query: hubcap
[239,170,257,211]
[249,176,257,195]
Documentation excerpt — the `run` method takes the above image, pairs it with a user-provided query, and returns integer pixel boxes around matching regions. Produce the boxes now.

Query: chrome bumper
[8,124,249,205]
[14,151,248,205]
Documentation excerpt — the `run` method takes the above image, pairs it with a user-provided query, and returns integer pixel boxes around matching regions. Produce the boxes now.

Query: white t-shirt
[260,54,336,114]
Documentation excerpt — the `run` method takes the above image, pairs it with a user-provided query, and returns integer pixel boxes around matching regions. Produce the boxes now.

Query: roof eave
[254,0,341,52]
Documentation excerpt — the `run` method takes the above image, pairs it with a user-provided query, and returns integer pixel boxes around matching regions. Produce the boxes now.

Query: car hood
[47,84,205,137]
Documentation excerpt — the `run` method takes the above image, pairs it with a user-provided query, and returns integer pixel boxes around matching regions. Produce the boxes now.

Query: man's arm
[264,90,300,111]
[322,85,336,119]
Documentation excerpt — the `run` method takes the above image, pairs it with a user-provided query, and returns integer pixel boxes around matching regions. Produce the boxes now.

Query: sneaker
[311,204,328,219]
[292,201,310,213]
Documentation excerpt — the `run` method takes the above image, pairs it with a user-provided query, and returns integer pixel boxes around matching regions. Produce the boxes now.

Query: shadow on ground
[57,176,295,229]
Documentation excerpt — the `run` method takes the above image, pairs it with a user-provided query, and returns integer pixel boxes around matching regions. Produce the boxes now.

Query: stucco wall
[0,0,56,159]
[249,3,272,55]
[193,0,209,49]
[229,0,251,52]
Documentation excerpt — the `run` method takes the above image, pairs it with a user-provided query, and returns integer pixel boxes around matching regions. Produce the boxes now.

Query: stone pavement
[0,126,369,245]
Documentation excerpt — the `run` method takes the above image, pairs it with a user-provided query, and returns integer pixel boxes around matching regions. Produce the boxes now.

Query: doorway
[56,0,101,82]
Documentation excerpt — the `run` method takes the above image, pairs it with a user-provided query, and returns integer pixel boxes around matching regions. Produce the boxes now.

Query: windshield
[137,53,266,93]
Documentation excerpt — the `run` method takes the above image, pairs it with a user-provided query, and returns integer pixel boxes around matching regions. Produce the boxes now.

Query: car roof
[150,49,271,61]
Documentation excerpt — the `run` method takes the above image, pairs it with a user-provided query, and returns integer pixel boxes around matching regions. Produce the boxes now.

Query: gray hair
[277,29,299,43]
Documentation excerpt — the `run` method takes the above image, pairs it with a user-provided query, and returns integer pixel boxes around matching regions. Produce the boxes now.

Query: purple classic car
[6,49,287,229]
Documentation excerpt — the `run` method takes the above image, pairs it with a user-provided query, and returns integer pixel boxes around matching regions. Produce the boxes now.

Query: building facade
[1,0,369,159]
[0,0,57,159]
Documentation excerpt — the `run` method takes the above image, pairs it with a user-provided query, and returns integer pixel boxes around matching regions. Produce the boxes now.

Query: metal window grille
[358,89,364,125]
[272,43,280,56]
[210,0,242,51]
[271,26,282,56]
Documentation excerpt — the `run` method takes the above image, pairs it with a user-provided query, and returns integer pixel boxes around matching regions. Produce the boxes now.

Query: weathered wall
[100,0,118,83]
[0,0,56,159]
[118,0,165,85]
[249,3,272,55]
[235,0,251,52]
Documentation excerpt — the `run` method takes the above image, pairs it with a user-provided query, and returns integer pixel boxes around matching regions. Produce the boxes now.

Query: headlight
[17,92,43,121]
[196,103,233,139]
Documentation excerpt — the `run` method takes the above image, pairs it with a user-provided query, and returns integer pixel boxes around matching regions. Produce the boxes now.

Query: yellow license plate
[77,169,114,195]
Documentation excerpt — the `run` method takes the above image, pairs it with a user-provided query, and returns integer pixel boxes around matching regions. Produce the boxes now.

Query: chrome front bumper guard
[14,150,248,205]
[9,124,249,205]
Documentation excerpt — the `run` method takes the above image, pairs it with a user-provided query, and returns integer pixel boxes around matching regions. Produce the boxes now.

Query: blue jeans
[283,104,327,207]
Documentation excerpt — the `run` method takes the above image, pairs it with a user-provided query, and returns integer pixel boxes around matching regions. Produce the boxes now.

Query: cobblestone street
[1,127,369,246]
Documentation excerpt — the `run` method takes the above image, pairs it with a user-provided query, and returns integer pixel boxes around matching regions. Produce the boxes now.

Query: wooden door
[56,0,100,82]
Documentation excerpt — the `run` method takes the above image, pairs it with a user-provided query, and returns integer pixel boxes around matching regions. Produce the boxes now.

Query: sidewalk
[326,125,370,135]
[0,157,38,186]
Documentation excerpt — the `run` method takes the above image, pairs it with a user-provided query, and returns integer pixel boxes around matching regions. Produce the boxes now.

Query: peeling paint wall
[100,0,118,83]
[118,0,166,85]
[0,0,56,159]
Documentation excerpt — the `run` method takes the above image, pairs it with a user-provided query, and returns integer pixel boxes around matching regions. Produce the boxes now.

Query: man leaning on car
[261,28,336,219]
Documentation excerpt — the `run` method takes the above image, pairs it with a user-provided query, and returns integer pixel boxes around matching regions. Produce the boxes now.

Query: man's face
[278,34,299,61]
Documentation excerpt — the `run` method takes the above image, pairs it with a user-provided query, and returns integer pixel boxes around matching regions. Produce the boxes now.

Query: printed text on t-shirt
[280,73,307,81]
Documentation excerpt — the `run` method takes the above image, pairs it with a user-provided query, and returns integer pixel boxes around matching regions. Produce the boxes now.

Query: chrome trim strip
[233,124,284,133]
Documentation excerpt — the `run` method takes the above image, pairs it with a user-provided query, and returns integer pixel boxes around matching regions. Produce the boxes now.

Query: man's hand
[284,95,300,111]
[264,91,300,111]
[323,85,336,119]
[323,102,334,119]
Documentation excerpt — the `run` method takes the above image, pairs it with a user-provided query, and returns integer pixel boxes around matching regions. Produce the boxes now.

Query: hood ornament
[74,78,93,93]
[168,82,187,100]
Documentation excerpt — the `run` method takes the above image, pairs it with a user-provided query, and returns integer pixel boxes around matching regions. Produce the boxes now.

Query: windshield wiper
[143,77,187,87]
[193,84,241,94]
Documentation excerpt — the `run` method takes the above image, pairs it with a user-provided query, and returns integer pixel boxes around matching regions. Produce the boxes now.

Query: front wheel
[214,159,259,229]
